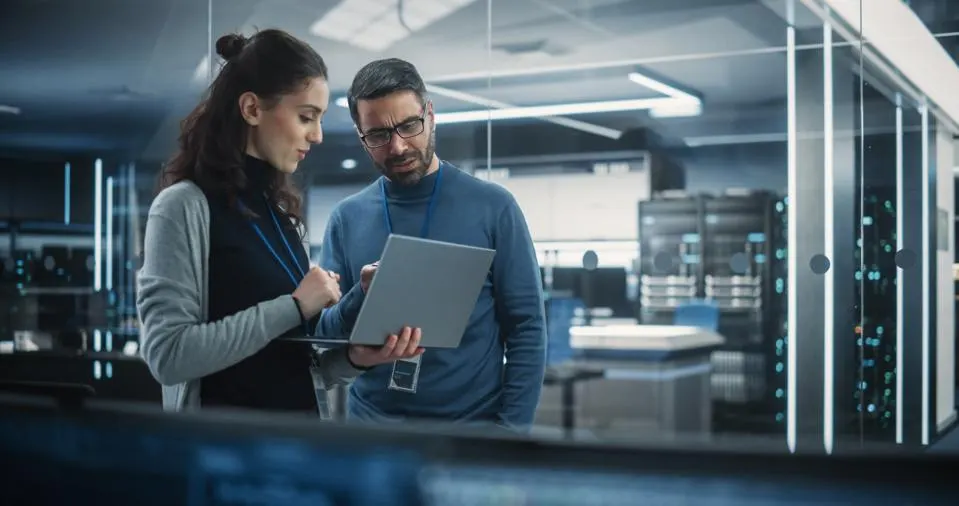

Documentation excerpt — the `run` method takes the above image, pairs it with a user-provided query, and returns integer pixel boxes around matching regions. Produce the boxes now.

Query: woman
[137,29,421,414]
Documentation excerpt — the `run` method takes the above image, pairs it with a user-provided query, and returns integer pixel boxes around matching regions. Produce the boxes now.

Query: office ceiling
[0,0,952,162]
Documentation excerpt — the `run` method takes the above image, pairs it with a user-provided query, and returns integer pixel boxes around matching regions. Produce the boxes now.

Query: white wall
[494,171,651,242]
[936,130,956,431]
[306,172,649,268]
[307,173,648,245]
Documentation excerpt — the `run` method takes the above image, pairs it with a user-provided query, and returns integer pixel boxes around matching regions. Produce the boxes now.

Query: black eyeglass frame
[357,105,431,149]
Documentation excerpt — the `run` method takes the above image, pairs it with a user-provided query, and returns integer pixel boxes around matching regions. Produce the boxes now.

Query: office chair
[673,299,720,331]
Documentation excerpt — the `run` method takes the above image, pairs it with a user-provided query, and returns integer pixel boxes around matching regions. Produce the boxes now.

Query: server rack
[0,225,108,351]
[638,191,788,434]
[637,196,702,326]
[702,192,788,433]
[854,188,898,440]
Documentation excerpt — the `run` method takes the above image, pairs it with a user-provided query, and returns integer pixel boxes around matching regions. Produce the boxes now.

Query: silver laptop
[289,234,495,349]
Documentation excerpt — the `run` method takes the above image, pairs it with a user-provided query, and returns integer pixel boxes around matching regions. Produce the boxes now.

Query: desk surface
[569,324,724,352]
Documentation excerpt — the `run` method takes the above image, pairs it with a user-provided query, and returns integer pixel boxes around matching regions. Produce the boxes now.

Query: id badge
[388,354,422,394]
[309,366,333,421]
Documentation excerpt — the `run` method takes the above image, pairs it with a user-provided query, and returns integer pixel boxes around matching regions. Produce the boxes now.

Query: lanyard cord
[380,165,443,238]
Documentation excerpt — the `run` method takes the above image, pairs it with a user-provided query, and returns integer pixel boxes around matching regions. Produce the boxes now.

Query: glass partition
[9,0,959,457]
[854,0,958,449]
[480,0,818,448]
[854,71,901,444]
[0,0,211,397]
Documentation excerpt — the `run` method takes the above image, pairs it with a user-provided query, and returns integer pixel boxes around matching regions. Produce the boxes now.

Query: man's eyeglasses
[359,114,426,149]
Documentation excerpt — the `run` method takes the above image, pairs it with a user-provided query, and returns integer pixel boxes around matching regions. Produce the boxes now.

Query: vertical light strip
[485,0,493,175]
[895,95,904,444]
[105,176,114,291]
[127,163,138,300]
[207,0,213,83]
[920,104,930,445]
[856,1,866,446]
[63,162,71,225]
[116,166,125,306]
[785,11,798,454]
[93,159,103,292]
[822,21,835,455]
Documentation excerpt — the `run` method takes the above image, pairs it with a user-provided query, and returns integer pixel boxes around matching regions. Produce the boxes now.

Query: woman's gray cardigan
[136,181,361,412]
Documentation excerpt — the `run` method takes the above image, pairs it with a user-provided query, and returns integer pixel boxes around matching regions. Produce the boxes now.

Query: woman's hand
[292,267,341,319]
[348,326,423,368]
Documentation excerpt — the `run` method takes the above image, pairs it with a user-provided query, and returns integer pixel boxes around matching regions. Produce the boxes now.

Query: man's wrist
[340,283,366,319]
[346,347,374,371]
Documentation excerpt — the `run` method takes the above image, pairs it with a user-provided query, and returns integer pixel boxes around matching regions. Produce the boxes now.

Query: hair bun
[215,33,247,60]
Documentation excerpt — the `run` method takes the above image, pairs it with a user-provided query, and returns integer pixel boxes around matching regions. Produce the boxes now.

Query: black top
[200,155,316,413]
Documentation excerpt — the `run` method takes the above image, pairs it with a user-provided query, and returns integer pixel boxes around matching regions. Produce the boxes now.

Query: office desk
[539,325,723,439]
[0,351,160,403]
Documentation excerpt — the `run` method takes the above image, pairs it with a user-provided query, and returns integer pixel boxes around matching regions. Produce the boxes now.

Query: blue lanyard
[380,166,443,238]
[242,196,307,289]
[241,196,311,336]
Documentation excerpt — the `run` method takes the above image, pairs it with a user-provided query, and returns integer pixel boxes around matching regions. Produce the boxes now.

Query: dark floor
[929,427,959,452]
[926,391,959,453]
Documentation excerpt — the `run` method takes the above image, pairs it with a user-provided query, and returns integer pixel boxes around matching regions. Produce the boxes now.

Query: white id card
[309,366,333,421]
[388,354,421,393]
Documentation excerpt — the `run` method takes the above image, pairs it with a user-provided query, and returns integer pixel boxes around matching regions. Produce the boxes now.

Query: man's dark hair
[347,58,429,127]
[158,28,328,233]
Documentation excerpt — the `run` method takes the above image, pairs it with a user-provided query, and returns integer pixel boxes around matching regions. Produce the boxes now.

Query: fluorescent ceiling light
[0,105,21,115]
[435,97,678,124]
[650,100,702,119]
[426,84,622,139]
[310,0,478,52]
[334,70,701,127]
[628,72,692,100]
[332,91,630,136]
[628,71,702,119]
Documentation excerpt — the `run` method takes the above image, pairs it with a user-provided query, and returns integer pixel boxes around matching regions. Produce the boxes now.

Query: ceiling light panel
[401,0,456,31]
[309,0,478,52]
[309,0,395,41]
[350,10,410,52]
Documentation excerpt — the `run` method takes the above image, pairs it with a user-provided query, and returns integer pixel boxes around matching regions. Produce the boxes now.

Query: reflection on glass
[476,0,800,447]
[0,0,212,398]
[854,76,923,444]
[8,0,954,458]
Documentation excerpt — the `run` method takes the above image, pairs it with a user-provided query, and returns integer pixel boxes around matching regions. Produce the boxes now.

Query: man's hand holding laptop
[348,326,424,368]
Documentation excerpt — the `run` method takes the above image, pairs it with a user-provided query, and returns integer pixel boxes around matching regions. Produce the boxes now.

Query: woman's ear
[238,91,262,126]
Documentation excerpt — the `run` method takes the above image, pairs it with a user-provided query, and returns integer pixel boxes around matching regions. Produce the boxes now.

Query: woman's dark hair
[158,28,328,232]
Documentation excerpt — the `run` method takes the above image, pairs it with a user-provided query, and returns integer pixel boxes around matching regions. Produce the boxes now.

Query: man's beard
[375,132,436,186]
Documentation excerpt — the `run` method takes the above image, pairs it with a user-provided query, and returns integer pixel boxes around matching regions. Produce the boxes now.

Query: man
[315,58,546,432]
